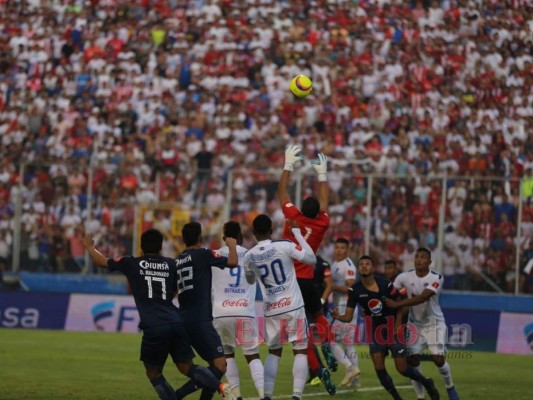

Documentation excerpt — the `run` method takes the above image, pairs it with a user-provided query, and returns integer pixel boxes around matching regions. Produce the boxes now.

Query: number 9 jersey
[211,245,256,318]
[243,239,308,317]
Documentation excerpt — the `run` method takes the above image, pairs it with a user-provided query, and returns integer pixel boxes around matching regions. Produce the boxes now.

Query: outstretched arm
[278,145,303,205]
[331,305,355,323]
[82,235,108,268]
[278,170,292,204]
[386,289,435,309]
[312,153,329,211]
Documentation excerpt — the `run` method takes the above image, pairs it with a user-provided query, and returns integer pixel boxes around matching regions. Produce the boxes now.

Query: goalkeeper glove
[284,144,303,171]
[311,153,328,182]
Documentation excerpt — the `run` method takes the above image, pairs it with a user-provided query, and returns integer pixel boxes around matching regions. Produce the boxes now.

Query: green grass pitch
[0,329,531,399]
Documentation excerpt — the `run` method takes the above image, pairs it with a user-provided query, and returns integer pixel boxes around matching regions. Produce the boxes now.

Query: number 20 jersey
[212,245,256,318]
[243,239,306,317]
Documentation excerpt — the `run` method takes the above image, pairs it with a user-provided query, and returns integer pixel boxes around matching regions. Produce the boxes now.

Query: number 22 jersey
[175,248,229,322]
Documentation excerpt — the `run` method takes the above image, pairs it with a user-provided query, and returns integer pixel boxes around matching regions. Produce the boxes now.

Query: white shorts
[407,321,447,356]
[213,316,260,355]
[265,307,308,350]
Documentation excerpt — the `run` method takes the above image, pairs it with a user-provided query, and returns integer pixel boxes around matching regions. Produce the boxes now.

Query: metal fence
[4,162,533,295]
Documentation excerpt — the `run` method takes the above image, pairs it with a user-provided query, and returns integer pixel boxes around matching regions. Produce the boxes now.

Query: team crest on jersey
[113,256,124,263]
[348,270,355,276]
[295,245,302,251]
[368,298,383,314]
[432,282,439,289]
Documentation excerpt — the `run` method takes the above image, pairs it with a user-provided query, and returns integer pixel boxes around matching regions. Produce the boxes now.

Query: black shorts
[369,333,407,359]
[297,278,323,316]
[185,320,224,362]
[141,322,194,367]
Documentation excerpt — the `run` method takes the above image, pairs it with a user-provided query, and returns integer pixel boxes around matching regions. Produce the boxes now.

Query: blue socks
[376,369,402,400]
[150,375,176,400]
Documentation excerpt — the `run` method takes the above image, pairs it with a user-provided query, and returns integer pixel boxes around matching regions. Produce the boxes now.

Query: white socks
[292,354,308,399]
[264,354,281,398]
[438,361,454,388]
[249,358,265,398]
[331,342,351,368]
[225,357,241,397]
[346,345,359,370]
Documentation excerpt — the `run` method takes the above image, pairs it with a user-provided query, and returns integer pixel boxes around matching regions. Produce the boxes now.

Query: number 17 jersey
[243,239,305,317]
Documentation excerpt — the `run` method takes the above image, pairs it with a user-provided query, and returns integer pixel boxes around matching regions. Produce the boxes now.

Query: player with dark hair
[384,259,401,282]
[82,229,235,400]
[278,145,337,396]
[332,255,440,400]
[243,214,317,400]
[174,222,239,400]
[212,221,265,400]
[330,237,360,387]
[386,248,460,400]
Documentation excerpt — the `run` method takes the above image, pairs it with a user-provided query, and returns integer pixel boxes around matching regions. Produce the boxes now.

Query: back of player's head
[223,221,242,243]
[301,196,320,218]
[182,222,202,246]
[416,247,432,259]
[253,214,272,236]
[358,255,374,265]
[335,237,350,246]
[141,229,163,254]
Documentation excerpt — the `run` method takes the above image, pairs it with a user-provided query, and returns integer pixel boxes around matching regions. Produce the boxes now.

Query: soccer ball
[290,75,313,98]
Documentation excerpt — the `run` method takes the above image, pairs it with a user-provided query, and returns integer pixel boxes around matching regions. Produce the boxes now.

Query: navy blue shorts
[140,322,194,367]
[185,320,224,362]
[369,333,407,358]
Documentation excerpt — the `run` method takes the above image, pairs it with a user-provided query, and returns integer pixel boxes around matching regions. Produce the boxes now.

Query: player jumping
[278,145,337,396]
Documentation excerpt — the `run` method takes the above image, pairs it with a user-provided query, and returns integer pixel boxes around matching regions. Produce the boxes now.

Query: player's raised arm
[290,222,317,265]
[82,235,108,268]
[278,145,303,204]
[224,236,238,268]
[311,153,329,211]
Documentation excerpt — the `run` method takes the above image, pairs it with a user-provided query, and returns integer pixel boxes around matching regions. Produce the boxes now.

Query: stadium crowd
[0,0,532,293]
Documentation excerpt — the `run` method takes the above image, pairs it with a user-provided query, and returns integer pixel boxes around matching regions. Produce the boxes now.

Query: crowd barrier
[1,292,531,355]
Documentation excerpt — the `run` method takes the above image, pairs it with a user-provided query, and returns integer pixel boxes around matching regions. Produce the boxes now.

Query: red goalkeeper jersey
[281,200,330,279]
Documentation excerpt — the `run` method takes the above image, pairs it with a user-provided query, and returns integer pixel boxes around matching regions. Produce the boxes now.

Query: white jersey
[331,257,357,313]
[212,245,256,318]
[243,239,311,317]
[393,269,445,325]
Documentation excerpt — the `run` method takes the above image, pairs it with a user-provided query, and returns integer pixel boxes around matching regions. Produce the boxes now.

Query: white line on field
[242,385,412,399]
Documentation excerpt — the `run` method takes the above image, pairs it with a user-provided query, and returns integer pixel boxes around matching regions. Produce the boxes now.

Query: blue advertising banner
[0,292,70,329]
[443,308,500,352]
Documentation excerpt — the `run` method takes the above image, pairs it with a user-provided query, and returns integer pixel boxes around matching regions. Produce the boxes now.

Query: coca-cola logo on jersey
[266,297,292,311]
[222,299,249,307]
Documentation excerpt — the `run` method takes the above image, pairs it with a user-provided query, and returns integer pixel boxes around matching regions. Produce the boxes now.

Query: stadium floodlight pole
[223,168,233,222]
[364,174,373,255]
[435,176,448,274]
[11,162,24,273]
[83,151,96,274]
[514,180,524,295]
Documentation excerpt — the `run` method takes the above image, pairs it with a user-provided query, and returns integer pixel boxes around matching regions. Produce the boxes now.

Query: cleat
[218,383,237,400]
[292,397,301,400]
[424,378,440,400]
[262,397,272,400]
[309,376,322,386]
[447,386,460,400]
[340,367,360,386]
[321,342,338,372]
[350,375,361,388]
[320,368,336,396]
